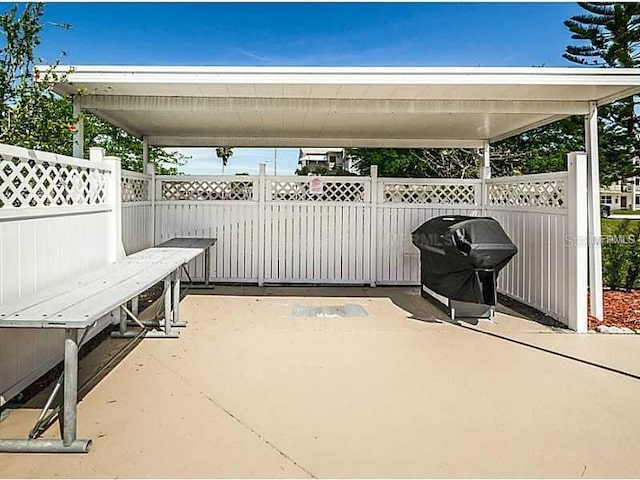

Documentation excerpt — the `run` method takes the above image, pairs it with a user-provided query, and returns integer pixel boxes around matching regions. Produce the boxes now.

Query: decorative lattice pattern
[488,179,565,208]
[270,180,366,202]
[162,180,254,201]
[122,176,149,202]
[0,154,108,209]
[383,183,477,205]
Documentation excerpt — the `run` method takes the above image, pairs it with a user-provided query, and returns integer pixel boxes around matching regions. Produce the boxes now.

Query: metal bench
[0,245,206,453]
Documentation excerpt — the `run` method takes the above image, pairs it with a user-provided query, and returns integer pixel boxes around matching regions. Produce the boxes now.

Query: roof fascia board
[40,66,640,89]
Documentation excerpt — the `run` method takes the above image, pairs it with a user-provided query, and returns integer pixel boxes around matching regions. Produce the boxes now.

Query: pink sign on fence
[309,176,323,194]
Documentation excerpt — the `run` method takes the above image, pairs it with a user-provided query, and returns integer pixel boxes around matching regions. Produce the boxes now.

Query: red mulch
[588,290,640,330]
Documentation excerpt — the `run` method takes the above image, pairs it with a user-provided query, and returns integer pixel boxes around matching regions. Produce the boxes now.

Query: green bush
[602,220,640,290]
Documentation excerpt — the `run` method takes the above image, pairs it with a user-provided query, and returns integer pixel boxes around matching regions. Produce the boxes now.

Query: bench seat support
[0,329,92,453]
[111,273,182,339]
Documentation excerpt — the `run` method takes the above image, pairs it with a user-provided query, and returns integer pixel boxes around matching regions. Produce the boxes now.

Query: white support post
[257,163,266,286]
[146,162,156,247]
[481,140,492,180]
[480,140,491,215]
[585,102,604,320]
[142,136,150,173]
[105,154,124,263]
[567,152,589,333]
[369,165,378,287]
[72,98,84,159]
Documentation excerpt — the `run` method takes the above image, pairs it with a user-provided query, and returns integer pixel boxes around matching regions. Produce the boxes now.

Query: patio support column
[72,97,84,159]
[479,140,491,215]
[585,101,604,320]
[480,140,491,180]
[257,163,266,286]
[142,136,150,172]
[147,162,156,247]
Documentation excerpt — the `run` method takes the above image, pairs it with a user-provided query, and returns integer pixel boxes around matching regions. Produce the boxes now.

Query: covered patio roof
[45,66,640,148]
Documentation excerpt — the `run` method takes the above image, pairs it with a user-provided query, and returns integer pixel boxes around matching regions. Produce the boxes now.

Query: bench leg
[171,271,186,327]
[146,276,178,339]
[119,306,127,336]
[164,276,172,333]
[204,248,210,287]
[0,329,92,453]
[63,329,79,447]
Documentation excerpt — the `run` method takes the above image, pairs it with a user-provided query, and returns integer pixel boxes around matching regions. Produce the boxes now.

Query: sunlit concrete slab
[2,287,640,478]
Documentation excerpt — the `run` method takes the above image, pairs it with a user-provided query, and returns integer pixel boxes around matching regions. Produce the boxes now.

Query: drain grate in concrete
[291,304,368,318]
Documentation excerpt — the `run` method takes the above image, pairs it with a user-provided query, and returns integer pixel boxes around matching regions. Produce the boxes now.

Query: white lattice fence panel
[270,179,367,202]
[122,176,149,202]
[162,179,255,201]
[487,174,567,209]
[0,153,109,209]
[382,182,479,205]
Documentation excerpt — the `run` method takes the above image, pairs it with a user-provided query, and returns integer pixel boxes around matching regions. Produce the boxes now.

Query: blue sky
[37,2,584,174]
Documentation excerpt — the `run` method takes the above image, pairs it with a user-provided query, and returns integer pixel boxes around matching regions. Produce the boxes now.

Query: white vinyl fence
[121,169,153,254]
[486,172,570,323]
[152,170,485,285]
[150,161,587,331]
[1,144,588,404]
[0,145,120,405]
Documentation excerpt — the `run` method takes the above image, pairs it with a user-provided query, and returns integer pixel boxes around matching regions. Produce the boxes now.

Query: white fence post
[146,162,156,247]
[258,163,266,286]
[105,155,124,263]
[369,165,378,287]
[567,152,589,332]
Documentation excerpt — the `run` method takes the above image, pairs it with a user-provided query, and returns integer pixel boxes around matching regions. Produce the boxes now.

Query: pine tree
[564,3,640,187]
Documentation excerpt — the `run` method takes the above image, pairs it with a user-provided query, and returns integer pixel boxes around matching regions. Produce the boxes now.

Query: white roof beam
[146,136,485,149]
[77,95,590,116]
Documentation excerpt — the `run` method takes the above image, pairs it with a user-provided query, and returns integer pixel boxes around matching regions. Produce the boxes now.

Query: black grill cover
[411,215,517,305]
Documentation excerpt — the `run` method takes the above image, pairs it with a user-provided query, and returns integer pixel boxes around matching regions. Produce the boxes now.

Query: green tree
[216,147,233,167]
[0,3,72,151]
[563,2,640,186]
[491,116,585,176]
[346,148,479,178]
[83,112,187,174]
[0,3,186,174]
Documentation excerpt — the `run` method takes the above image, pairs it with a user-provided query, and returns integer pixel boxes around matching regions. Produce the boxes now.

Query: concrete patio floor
[2,286,640,478]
